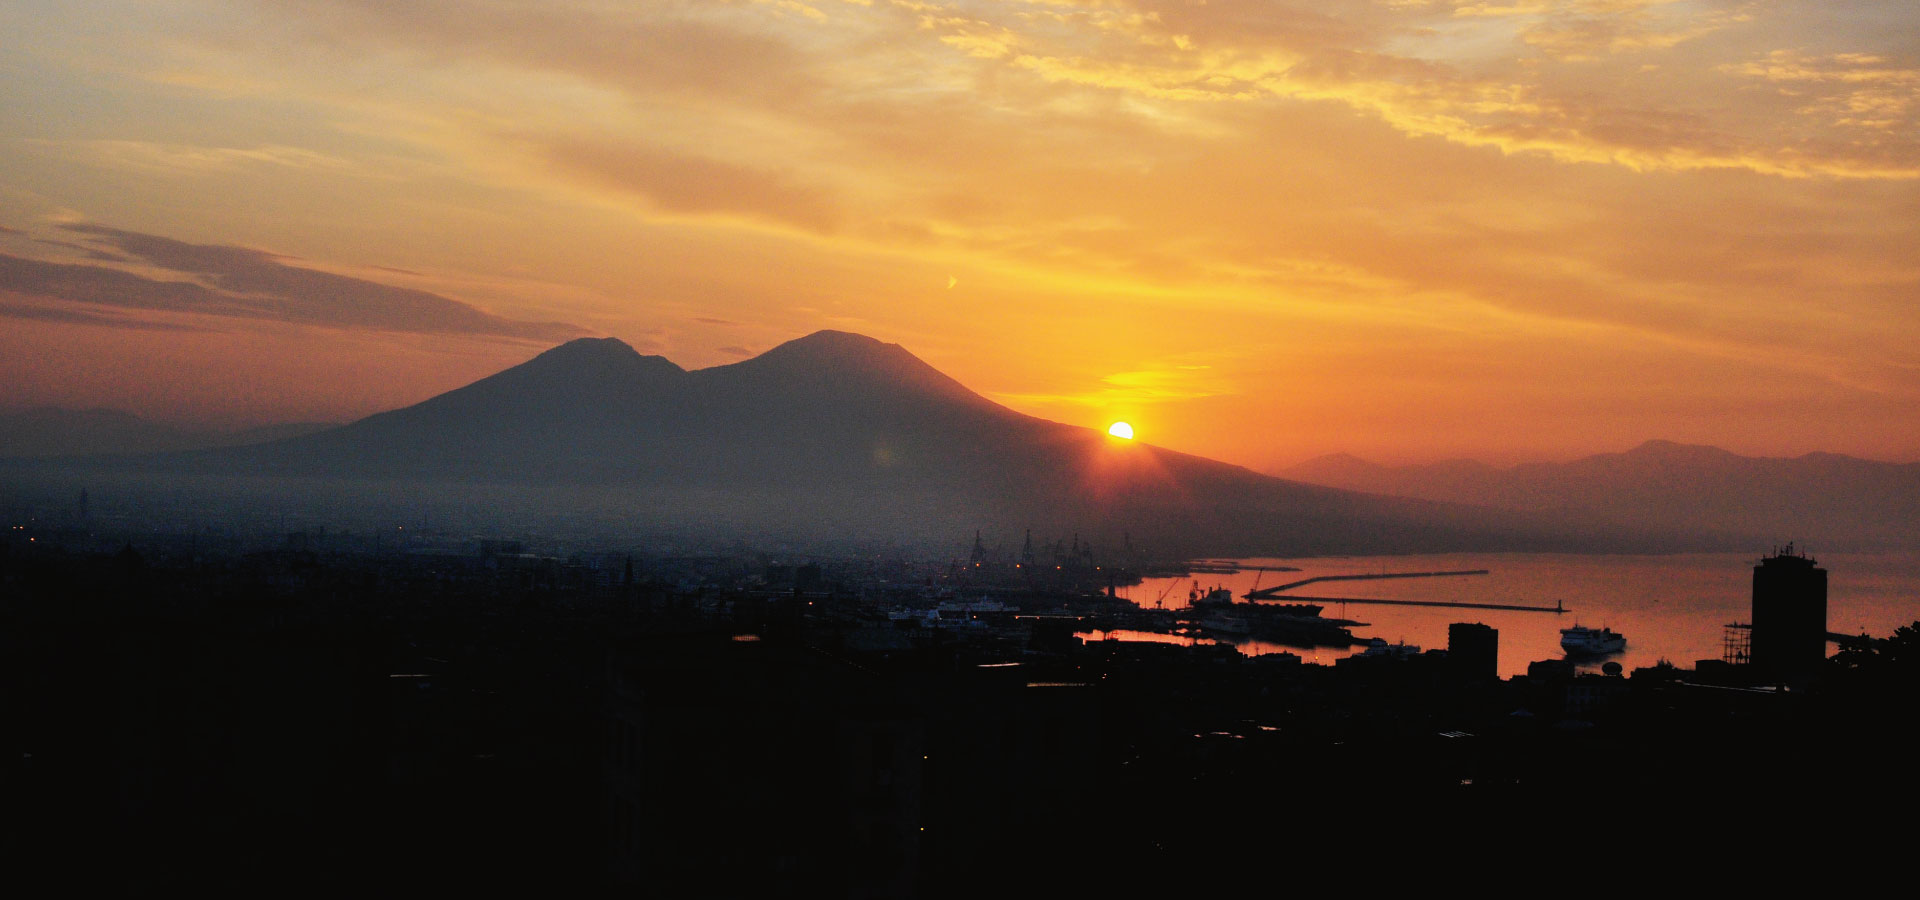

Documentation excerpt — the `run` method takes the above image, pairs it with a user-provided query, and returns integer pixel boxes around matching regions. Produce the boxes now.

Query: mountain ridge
[1280,441,1920,550]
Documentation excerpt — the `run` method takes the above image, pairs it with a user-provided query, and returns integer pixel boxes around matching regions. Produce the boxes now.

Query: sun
[1107,421,1134,440]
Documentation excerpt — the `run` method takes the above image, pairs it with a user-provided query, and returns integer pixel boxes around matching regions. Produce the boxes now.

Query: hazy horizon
[6,332,1918,471]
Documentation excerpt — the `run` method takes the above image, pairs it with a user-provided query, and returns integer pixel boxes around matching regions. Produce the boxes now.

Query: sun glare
[1107,421,1134,440]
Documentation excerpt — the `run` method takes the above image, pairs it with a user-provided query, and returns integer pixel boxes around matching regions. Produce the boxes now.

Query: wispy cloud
[31,139,355,174]
[0,226,587,341]
[534,138,840,231]
[0,297,211,332]
[1725,50,1920,131]
[33,238,129,262]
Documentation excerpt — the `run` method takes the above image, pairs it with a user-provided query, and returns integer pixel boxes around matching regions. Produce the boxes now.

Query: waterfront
[1112,551,1920,677]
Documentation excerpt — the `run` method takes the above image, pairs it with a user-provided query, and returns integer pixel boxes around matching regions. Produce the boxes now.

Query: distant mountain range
[0,407,332,459]
[2,331,1682,556]
[1280,441,1919,550]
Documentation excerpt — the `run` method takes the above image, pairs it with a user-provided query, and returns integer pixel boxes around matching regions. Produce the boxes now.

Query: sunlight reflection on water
[1104,551,1920,678]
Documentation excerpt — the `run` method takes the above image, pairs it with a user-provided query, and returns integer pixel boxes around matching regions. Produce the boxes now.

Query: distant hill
[1281,440,1920,550]
[0,407,333,459]
[5,333,1693,555]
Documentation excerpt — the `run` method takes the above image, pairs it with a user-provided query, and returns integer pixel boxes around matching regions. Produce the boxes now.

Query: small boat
[1560,625,1626,656]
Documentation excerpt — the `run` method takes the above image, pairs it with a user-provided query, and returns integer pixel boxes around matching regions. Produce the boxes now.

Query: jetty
[1183,563,1303,575]
[1244,569,1490,600]
[1263,595,1565,614]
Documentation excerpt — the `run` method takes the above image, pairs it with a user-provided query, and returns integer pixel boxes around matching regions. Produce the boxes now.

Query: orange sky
[3,0,1917,470]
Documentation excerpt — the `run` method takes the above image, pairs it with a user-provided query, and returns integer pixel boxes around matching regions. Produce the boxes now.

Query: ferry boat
[1560,625,1626,656]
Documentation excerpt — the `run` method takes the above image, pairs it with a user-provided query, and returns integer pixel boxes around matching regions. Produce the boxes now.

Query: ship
[1189,583,1325,619]
[1189,584,1237,606]
[1250,614,1361,647]
[1560,624,1626,656]
[1197,613,1253,636]
[1176,583,1348,645]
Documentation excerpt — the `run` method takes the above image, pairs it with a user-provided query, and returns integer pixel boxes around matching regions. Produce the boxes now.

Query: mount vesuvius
[6,332,1678,555]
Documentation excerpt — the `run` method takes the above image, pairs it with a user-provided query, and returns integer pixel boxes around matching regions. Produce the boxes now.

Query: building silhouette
[1447,622,1498,681]
[1750,544,1827,687]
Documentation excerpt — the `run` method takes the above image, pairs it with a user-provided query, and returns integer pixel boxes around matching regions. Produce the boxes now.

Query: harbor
[1114,551,1920,677]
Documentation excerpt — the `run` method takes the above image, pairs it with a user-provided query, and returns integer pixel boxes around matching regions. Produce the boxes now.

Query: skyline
[4,1,1918,469]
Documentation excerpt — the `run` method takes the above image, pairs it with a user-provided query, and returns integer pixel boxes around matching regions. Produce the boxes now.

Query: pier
[1257,594,1566,614]
[1182,563,1303,574]
[1244,569,1490,600]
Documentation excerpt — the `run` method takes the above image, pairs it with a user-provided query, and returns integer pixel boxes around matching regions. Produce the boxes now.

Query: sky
[3,0,1917,470]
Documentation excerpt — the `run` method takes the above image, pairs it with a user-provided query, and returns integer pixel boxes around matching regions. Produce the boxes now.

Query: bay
[1107,551,1920,678]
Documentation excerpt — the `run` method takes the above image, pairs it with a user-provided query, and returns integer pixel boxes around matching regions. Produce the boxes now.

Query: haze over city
[5,1,1919,469]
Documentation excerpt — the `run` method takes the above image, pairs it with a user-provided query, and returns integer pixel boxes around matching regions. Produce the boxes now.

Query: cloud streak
[0,297,211,332]
[0,227,587,341]
[535,139,839,231]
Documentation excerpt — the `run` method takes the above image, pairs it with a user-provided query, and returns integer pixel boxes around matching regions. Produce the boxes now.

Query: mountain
[5,332,1684,555]
[199,331,1017,486]
[0,407,334,459]
[1281,440,1920,550]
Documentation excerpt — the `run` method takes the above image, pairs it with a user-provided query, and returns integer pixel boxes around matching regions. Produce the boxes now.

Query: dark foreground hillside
[4,536,1911,894]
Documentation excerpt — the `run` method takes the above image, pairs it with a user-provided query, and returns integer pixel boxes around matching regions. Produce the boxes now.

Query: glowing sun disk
[1107,421,1134,440]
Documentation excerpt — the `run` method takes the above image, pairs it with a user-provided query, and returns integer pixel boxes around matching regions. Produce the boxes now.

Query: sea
[1093,551,1920,678]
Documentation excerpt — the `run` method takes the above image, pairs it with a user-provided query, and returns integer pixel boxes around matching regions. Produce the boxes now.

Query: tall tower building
[1750,544,1827,687]
[1447,622,1499,681]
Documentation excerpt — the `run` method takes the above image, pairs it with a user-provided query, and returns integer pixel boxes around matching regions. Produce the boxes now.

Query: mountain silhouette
[1283,439,1920,550]
[8,332,1679,554]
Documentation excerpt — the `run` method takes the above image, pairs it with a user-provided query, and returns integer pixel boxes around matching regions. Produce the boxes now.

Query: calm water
[1104,552,1920,678]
